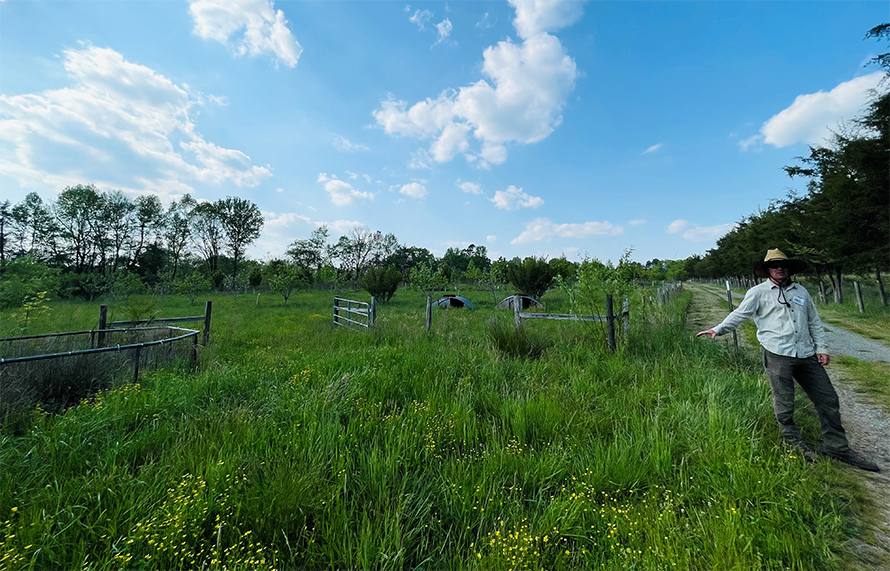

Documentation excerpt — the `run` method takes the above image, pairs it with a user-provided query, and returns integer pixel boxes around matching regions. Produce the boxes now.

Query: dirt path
[685,282,890,569]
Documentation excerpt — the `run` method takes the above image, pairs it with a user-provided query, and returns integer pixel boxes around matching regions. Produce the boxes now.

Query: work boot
[824,450,880,472]
[785,442,817,463]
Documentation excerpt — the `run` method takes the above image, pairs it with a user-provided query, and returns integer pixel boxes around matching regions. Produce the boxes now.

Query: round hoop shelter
[434,294,473,309]
[497,295,543,310]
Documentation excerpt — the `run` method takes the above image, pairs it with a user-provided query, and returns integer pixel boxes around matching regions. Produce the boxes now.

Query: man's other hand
[697,330,717,339]
[817,353,830,366]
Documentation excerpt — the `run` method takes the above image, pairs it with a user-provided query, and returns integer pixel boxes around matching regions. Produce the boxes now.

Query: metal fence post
[622,296,629,333]
[333,297,339,326]
[606,294,616,353]
[513,294,521,328]
[202,301,212,345]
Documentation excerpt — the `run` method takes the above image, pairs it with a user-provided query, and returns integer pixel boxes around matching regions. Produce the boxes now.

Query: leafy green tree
[410,262,445,298]
[191,202,224,273]
[361,266,402,304]
[506,256,556,300]
[264,260,309,304]
[216,197,263,288]
[164,195,195,281]
[176,272,210,305]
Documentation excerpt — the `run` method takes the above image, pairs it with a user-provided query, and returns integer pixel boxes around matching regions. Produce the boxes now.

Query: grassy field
[0,286,866,570]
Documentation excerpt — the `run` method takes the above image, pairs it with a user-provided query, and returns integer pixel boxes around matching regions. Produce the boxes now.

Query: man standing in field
[697,249,879,472]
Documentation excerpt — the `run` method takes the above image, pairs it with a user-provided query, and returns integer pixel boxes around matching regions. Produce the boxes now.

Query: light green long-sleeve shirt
[712,280,828,358]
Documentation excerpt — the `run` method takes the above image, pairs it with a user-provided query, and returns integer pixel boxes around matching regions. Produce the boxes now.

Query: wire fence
[1,326,198,418]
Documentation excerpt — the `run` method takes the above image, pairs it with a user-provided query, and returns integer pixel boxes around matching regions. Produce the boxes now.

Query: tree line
[680,24,888,305]
[1,178,684,313]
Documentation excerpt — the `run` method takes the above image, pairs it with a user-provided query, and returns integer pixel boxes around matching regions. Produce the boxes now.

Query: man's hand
[817,353,830,366]
[697,330,717,339]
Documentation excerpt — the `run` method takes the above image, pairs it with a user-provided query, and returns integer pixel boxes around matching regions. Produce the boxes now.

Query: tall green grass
[0,287,859,570]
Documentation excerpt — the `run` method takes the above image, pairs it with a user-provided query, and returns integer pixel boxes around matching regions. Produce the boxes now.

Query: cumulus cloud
[487,235,498,243]
[511,217,623,244]
[262,210,312,232]
[188,0,302,67]
[318,173,373,206]
[0,44,270,199]
[399,182,428,198]
[741,72,884,150]
[491,185,544,210]
[666,220,689,234]
[333,135,369,152]
[457,180,483,195]
[374,0,582,167]
[628,219,646,226]
[681,223,737,243]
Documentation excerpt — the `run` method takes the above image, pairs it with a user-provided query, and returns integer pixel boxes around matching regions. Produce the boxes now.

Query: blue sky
[1,0,886,264]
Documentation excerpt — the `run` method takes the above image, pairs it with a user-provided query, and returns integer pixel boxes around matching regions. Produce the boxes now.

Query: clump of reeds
[486,318,550,360]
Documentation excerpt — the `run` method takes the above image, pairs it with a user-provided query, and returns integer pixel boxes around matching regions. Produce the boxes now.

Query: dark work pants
[761,348,850,454]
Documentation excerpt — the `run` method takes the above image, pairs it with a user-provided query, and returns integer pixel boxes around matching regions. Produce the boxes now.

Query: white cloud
[326,219,363,235]
[434,18,454,46]
[491,185,544,210]
[188,0,302,68]
[487,235,498,243]
[408,148,434,170]
[0,44,270,199]
[262,210,312,232]
[511,217,623,244]
[666,220,689,234]
[333,135,369,152]
[681,223,737,243]
[476,12,496,30]
[743,72,884,150]
[628,219,646,226]
[408,9,433,30]
[317,173,373,206]
[399,182,428,198]
[457,180,483,195]
[374,0,581,167]
[643,143,662,154]
[508,0,586,39]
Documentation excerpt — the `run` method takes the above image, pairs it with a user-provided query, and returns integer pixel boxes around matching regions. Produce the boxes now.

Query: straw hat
[754,248,807,278]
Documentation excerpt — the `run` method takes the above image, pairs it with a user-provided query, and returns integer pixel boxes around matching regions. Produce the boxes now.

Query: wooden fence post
[425,296,432,331]
[725,281,738,351]
[133,345,141,383]
[854,282,865,313]
[513,294,521,328]
[606,294,615,353]
[98,305,108,348]
[203,301,212,345]
[192,332,198,364]
[370,297,377,328]
[333,297,339,326]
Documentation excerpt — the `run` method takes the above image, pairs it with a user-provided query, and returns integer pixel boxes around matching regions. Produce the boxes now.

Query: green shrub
[361,266,402,303]
[486,318,550,359]
[506,256,556,300]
